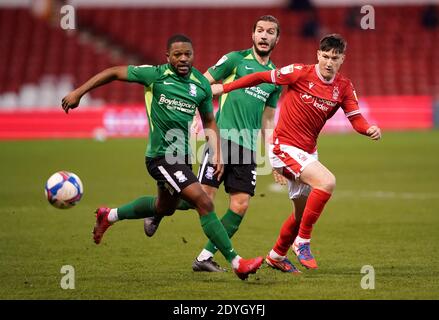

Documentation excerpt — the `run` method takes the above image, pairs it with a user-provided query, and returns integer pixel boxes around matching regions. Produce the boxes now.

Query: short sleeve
[127,65,160,86]
[207,52,240,81]
[272,64,304,86]
[265,85,282,108]
[342,81,361,118]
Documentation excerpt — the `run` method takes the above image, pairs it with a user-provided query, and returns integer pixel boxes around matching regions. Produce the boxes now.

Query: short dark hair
[319,34,347,54]
[253,15,281,37]
[167,34,192,51]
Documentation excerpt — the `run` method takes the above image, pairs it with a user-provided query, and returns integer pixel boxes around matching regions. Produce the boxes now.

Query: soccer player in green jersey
[61,34,263,280]
[143,16,293,273]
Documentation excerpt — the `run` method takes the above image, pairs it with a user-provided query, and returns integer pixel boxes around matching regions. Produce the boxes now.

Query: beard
[253,41,275,57]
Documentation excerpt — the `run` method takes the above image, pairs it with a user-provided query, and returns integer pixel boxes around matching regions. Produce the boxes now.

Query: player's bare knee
[230,200,249,215]
[322,174,336,193]
[194,194,214,213]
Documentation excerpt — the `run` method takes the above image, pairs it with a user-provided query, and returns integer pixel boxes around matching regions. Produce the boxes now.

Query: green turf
[1,130,438,299]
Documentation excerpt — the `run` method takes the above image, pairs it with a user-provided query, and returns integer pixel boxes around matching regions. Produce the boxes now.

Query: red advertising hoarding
[0,96,433,140]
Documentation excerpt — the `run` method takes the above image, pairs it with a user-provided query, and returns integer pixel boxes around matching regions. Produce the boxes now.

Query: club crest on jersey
[205,166,215,180]
[189,83,197,97]
[174,171,188,183]
[332,86,339,100]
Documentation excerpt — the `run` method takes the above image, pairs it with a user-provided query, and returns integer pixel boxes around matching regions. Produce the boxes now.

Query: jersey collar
[249,48,273,68]
[166,64,192,80]
[314,64,336,84]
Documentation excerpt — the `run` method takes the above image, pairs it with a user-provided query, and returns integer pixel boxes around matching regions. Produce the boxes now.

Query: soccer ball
[45,171,84,209]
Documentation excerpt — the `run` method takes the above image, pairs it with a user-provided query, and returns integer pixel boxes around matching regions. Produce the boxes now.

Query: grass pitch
[1,131,438,300]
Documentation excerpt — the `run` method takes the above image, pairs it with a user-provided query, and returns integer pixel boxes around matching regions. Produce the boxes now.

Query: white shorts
[269,143,318,199]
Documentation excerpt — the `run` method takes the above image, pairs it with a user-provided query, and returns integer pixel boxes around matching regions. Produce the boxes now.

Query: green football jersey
[208,48,282,151]
[127,64,213,158]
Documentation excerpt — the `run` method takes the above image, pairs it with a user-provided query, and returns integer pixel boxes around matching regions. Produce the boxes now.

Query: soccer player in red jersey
[212,34,382,270]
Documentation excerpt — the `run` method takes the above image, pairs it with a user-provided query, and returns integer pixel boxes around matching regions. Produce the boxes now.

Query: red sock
[298,188,332,240]
[273,212,299,256]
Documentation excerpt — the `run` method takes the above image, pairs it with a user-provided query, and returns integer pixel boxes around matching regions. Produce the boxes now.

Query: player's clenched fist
[62,90,82,114]
[211,84,224,96]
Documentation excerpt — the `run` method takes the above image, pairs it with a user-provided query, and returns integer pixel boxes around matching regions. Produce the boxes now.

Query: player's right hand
[62,91,82,114]
[211,151,224,181]
[211,84,224,96]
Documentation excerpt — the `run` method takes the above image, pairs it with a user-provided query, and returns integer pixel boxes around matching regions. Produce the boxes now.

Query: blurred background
[1,1,439,301]
[0,0,438,138]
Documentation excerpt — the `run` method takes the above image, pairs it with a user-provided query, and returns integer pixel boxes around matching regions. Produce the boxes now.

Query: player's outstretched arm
[200,111,224,181]
[210,70,272,96]
[203,71,217,85]
[62,66,128,113]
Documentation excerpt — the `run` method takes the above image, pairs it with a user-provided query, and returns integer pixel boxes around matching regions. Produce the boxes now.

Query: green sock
[176,199,195,210]
[200,212,238,263]
[205,209,243,254]
[117,196,157,220]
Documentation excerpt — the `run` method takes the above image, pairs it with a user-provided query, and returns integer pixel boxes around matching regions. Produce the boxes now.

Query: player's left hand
[367,125,382,140]
[211,84,224,96]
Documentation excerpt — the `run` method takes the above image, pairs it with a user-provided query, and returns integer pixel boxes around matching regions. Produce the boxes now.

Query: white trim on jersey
[158,165,181,192]
[345,110,361,118]
[270,69,277,84]
[198,152,210,182]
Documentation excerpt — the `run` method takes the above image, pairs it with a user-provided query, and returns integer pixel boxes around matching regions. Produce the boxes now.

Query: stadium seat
[1,5,438,107]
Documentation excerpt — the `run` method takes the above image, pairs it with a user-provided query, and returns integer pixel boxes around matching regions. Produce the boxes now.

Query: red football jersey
[268,64,361,153]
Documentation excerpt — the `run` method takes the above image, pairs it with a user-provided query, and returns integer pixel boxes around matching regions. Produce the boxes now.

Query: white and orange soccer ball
[45,171,83,209]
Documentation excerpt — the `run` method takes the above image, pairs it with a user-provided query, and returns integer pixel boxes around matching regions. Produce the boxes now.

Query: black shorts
[146,156,198,195]
[198,139,257,196]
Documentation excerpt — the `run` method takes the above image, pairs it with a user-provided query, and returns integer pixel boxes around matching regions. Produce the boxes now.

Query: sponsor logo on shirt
[300,93,337,111]
[158,94,196,114]
[309,82,314,89]
[300,93,314,104]
[244,86,270,102]
[313,99,329,111]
